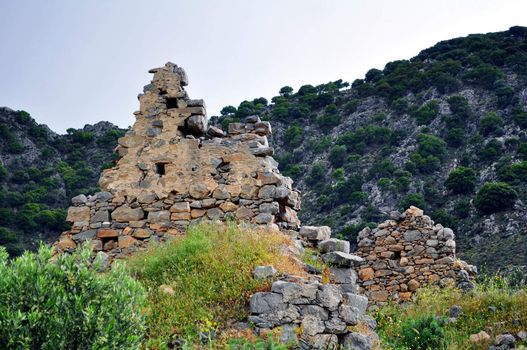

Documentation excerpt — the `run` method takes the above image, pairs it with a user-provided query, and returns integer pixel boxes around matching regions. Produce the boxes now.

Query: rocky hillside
[212,26,527,273]
[2,27,526,274]
[0,107,127,254]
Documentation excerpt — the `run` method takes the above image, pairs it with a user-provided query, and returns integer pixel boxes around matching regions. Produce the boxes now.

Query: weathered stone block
[318,238,350,254]
[147,210,170,223]
[249,292,286,314]
[72,229,96,242]
[170,202,190,213]
[111,206,144,222]
[189,183,209,199]
[299,226,331,241]
[96,229,119,238]
[67,206,90,223]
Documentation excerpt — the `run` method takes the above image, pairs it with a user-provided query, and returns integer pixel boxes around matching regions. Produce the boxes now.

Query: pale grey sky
[1,0,526,133]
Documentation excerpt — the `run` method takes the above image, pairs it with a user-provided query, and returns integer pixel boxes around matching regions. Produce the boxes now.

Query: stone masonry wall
[355,206,476,305]
[55,62,300,258]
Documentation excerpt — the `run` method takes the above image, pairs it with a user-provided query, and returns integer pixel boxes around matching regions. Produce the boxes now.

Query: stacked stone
[249,278,378,349]
[55,63,301,258]
[355,206,476,304]
[299,226,363,294]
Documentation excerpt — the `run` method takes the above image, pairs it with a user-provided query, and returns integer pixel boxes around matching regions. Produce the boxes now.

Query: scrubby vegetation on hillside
[0,108,126,255]
[213,26,527,273]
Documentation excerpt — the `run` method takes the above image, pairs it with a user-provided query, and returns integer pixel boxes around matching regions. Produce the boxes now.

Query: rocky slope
[212,26,527,273]
[0,107,127,254]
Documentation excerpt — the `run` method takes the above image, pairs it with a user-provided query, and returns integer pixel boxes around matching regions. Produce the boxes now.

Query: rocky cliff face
[213,26,527,273]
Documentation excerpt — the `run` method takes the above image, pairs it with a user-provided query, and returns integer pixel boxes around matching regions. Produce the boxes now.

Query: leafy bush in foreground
[398,315,445,350]
[0,244,146,350]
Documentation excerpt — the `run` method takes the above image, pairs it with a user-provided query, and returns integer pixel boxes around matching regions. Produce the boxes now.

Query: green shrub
[329,145,347,167]
[431,209,458,230]
[0,165,6,182]
[444,127,464,147]
[518,143,527,160]
[400,193,426,211]
[462,64,504,89]
[307,162,326,186]
[445,167,477,194]
[497,161,527,184]
[279,86,294,97]
[413,100,439,125]
[479,112,503,136]
[512,107,527,128]
[0,244,146,349]
[283,123,303,148]
[474,182,517,214]
[416,134,448,159]
[398,315,445,350]
[478,139,503,162]
[220,105,237,116]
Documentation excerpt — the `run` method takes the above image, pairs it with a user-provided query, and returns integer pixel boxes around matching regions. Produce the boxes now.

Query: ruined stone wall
[355,206,476,304]
[56,63,300,257]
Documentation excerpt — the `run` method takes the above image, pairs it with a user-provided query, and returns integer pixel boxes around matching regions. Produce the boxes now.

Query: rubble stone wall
[355,206,476,304]
[56,62,300,257]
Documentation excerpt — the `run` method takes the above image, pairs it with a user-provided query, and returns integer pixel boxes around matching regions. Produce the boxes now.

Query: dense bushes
[444,167,477,194]
[474,182,517,214]
[497,161,527,184]
[479,112,503,136]
[0,244,146,349]
[413,100,439,125]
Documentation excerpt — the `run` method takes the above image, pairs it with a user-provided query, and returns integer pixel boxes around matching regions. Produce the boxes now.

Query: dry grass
[375,278,527,350]
[125,223,304,349]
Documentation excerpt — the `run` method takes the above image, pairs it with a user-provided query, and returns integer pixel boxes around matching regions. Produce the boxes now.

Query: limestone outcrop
[56,62,301,257]
[355,206,477,304]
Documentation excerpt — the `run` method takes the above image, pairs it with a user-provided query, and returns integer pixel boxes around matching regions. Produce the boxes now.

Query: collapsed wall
[56,62,300,257]
[355,206,477,304]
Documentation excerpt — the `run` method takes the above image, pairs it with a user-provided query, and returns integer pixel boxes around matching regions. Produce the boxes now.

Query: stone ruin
[355,206,477,305]
[53,63,475,349]
[56,62,301,257]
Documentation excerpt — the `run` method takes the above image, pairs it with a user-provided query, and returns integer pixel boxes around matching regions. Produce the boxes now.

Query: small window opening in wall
[393,251,401,260]
[166,98,178,109]
[155,163,167,176]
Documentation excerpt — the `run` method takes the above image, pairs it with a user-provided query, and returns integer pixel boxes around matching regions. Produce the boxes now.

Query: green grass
[126,223,302,349]
[374,278,527,350]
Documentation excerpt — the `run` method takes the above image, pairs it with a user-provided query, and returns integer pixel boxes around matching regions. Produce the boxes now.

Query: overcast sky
[1,0,526,133]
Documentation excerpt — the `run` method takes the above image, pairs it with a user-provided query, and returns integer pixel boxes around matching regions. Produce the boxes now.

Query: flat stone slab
[322,252,364,267]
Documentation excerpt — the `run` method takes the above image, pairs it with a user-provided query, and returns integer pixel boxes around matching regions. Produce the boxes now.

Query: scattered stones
[253,265,277,280]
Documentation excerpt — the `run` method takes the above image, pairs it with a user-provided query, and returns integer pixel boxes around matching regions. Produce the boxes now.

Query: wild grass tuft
[126,223,302,349]
[375,277,527,350]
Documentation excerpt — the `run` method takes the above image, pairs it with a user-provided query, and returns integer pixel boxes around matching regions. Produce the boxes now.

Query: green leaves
[0,244,146,349]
